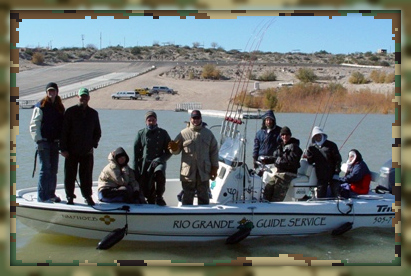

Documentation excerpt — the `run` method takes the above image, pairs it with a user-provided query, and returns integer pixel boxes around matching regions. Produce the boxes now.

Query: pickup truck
[135,87,152,96]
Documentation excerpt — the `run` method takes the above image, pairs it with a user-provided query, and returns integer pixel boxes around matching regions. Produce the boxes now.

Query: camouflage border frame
[7,10,401,267]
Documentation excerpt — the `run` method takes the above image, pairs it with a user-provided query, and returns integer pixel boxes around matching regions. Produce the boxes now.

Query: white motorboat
[16,144,395,246]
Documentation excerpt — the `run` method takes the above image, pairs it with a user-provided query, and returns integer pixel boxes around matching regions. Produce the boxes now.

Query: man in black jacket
[60,88,102,205]
[263,126,302,202]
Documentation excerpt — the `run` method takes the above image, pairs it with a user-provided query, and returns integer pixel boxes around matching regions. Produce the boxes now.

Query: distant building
[377,49,387,54]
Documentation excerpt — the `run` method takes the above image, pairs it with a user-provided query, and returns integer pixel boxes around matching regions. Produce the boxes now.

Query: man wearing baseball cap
[168,110,219,205]
[60,87,102,205]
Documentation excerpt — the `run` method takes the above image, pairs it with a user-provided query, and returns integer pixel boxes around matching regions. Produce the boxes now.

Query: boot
[155,172,166,206]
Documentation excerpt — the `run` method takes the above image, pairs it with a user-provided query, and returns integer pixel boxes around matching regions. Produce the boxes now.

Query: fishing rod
[339,112,369,151]
[322,91,338,130]
[221,19,274,144]
[305,90,326,149]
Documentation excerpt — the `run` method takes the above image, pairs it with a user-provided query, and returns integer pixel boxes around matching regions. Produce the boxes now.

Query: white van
[111,91,142,100]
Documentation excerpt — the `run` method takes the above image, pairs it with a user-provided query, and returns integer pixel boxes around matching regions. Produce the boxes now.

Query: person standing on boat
[98,147,146,203]
[252,110,282,168]
[263,126,303,202]
[60,88,102,206]
[133,111,171,206]
[305,126,342,198]
[29,82,65,203]
[338,149,371,198]
[168,110,219,205]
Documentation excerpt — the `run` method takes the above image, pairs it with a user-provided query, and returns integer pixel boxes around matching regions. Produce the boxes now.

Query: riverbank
[60,64,395,112]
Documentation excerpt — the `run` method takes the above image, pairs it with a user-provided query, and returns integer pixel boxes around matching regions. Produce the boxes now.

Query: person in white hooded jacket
[305,126,342,198]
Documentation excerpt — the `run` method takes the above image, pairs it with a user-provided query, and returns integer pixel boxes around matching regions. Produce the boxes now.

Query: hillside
[18,45,395,72]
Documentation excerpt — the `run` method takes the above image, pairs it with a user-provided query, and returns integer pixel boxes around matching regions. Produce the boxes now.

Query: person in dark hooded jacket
[98,147,145,203]
[305,126,342,198]
[252,110,282,168]
[263,126,302,202]
[338,149,371,198]
[134,111,171,206]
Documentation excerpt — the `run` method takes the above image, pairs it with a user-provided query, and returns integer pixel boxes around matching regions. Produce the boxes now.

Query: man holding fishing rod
[304,126,342,198]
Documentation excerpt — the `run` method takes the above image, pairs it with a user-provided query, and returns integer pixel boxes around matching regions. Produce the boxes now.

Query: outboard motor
[376,159,394,193]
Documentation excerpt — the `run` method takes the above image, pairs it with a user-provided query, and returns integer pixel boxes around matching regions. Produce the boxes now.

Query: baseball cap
[191,110,202,118]
[46,82,58,92]
[78,88,89,96]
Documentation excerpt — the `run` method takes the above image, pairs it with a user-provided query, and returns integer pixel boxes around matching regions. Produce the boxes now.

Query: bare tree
[211,42,218,49]
[192,42,200,48]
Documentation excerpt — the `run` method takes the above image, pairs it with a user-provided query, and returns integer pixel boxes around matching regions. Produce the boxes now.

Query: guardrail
[175,102,202,112]
[17,66,157,108]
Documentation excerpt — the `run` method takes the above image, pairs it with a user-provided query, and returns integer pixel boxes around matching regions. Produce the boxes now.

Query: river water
[15,108,395,264]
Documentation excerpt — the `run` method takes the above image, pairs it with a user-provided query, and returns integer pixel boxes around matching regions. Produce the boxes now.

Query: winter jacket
[60,104,101,156]
[306,127,342,181]
[98,148,140,193]
[273,137,303,174]
[340,160,371,195]
[170,122,219,182]
[253,126,282,159]
[29,98,65,143]
[133,126,171,177]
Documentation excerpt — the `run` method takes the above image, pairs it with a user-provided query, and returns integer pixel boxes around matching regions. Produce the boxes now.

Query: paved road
[16,60,345,102]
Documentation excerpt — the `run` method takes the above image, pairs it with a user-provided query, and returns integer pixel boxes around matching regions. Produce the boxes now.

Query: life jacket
[350,173,371,195]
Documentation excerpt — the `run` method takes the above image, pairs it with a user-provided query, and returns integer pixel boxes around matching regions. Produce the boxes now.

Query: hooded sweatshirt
[98,147,140,192]
[306,126,342,181]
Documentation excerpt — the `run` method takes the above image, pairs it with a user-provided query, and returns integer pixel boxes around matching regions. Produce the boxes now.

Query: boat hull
[16,187,394,242]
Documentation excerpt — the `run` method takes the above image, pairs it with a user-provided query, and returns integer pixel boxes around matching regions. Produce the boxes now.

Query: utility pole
[81,34,84,48]
[100,32,102,50]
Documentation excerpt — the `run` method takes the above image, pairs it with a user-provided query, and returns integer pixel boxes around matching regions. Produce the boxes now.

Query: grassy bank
[234,83,394,114]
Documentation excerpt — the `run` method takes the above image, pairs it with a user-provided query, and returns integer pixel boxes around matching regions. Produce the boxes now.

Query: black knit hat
[280,126,292,136]
[46,82,58,94]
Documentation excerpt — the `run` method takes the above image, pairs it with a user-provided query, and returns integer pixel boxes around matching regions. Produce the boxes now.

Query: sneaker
[85,197,95,206]
[156,197,166,206]
[50,196,61,203]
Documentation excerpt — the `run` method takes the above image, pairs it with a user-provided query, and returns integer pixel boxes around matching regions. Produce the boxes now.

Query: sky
[16,13,395,54]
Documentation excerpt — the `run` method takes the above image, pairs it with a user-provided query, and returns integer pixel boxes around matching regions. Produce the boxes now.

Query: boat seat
[291,159,314,187]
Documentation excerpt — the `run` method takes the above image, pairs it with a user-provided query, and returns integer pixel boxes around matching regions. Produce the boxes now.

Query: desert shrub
[258,70,277,81]
[262,88,278,109]
[295,68,317,83]
[131,47,141,55]
[56,52,69,62]
[188,71,195,80]
[31,52,44,65]
[385,73,395,83]
[201,64,221,79]
[369,70,391,83]
[248,72,257,80]
[369,55,380,62]
[380,61,390,67]
[348,71,367,84]
[327,82,347,96]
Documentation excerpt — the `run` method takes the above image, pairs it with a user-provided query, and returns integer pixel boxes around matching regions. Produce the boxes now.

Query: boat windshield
[218,135,244,167]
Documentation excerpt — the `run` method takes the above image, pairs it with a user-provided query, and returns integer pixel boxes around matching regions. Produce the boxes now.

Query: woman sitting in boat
[338,149,371,198]
[98,147,146,204]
